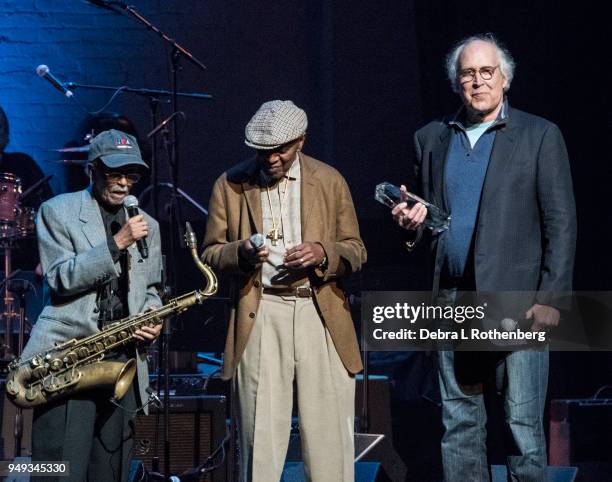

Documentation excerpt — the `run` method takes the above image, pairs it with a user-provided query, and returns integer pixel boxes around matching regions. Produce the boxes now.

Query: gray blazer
[21,188,162,412]
[414,105,577,304]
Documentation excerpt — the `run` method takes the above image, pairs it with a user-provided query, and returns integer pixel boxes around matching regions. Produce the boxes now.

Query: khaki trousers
[236,293,355,482]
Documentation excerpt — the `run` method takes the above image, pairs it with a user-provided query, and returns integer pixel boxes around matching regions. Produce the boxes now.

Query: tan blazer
[202,153,366,379]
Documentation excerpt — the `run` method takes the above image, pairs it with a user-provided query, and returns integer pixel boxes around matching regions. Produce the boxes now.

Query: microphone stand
[65,82,211,223]
[64,82,212,101]
[84,3,208,479]
[138,182,209,218]
[1,265,23,456]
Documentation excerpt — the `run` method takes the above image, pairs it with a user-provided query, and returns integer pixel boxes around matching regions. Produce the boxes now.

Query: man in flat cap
[20,129,163,481]
[203,100,366,481]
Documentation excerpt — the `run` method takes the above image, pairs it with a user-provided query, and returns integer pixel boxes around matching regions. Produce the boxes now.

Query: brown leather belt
[262,286,313,298]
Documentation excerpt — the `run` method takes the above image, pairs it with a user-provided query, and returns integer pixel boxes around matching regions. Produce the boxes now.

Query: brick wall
[0,0,205,195]
[0,0,422,229]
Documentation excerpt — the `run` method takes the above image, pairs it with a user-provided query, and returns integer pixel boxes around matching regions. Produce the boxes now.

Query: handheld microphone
[36,65,73,98]
[123,195,148,259]
[500,318,519,331]
[249,233,265,250]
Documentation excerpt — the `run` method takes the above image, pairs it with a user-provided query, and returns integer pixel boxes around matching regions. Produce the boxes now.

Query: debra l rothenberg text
[371,327,546,343]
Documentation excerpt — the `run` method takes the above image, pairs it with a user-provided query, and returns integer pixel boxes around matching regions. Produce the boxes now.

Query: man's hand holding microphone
[113,195,159,342]
[114,195,149,256]
[239,234,326,270]
[239,233,269,267]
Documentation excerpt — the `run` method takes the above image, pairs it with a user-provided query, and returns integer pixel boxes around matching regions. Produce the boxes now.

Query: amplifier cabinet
[549,398,612,465]
[133,395,227,481]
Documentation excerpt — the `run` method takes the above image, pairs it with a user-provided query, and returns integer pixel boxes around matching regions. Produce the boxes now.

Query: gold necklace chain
[265,175,290,245]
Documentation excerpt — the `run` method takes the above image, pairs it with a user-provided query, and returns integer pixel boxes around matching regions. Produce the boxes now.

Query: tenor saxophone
[5,222,217,408]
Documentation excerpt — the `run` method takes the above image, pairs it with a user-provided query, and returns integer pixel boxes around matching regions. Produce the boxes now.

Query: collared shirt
[97,202,129,326]
[442,100,509,278]
[448,98,509,130]
[260,155,308,288]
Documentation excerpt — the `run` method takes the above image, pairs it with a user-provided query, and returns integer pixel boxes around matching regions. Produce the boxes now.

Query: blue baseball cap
[88,129,148,169]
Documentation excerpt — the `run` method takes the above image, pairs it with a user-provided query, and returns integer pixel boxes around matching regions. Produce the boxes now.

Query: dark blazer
[202,153,367,379]
[414,105,576,304]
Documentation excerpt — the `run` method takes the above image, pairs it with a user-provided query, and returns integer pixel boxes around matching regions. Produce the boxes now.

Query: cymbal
[52,145,90,153]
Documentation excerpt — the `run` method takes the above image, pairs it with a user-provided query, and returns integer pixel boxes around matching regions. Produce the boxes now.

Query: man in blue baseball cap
[21,129,163,481]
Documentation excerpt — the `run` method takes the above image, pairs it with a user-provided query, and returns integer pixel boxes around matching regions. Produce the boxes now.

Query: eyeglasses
[458,65,499,83]
[103,171,142,184]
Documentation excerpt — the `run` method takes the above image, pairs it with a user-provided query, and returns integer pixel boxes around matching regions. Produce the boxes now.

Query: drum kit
[0,140,89,363]
[0,172,37,364]
[0,173,36,240]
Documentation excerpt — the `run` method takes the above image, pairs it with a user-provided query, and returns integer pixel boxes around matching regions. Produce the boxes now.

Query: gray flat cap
[244,100,308,150]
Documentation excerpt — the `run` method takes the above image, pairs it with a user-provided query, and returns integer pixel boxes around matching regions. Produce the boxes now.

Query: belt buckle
[295,286,312,298]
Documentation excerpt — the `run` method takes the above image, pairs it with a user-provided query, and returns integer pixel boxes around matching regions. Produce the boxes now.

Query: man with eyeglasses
[21,129,163,481]
[390,34,576,481]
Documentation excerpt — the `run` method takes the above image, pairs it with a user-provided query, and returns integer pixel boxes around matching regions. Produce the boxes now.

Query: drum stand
[1,243,21,360]
[0,240,29,458]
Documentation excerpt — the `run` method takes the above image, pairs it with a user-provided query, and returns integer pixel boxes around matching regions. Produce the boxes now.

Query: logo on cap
[115,136,133,149]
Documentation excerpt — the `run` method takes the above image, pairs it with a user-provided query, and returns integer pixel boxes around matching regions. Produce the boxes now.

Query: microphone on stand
[124,195,149,259]
[145,387,163,409]
[35,65,73,98]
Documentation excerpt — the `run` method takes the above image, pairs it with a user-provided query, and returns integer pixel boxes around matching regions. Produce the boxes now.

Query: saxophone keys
[30,355,44,367]
[42,375,59,391]
[63,352,78,364]
[25,386,38,401]
[6,380,18,396]
[32,366,48,379]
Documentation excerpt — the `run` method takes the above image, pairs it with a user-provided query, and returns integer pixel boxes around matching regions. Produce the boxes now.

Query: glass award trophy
[375,181,451,234]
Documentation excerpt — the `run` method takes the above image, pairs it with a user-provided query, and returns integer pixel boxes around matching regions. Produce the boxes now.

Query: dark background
[142,0,609,393]
[1,1,610,478]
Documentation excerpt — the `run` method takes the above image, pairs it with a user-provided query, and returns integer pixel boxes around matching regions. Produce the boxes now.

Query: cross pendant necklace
[266,227,283,246]
[265,176,290,247]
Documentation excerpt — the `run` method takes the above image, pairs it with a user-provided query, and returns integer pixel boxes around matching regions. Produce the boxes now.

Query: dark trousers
[31,384,137,482]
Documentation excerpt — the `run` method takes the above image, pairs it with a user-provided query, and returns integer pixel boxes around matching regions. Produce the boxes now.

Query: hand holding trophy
[375,182,450,234]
